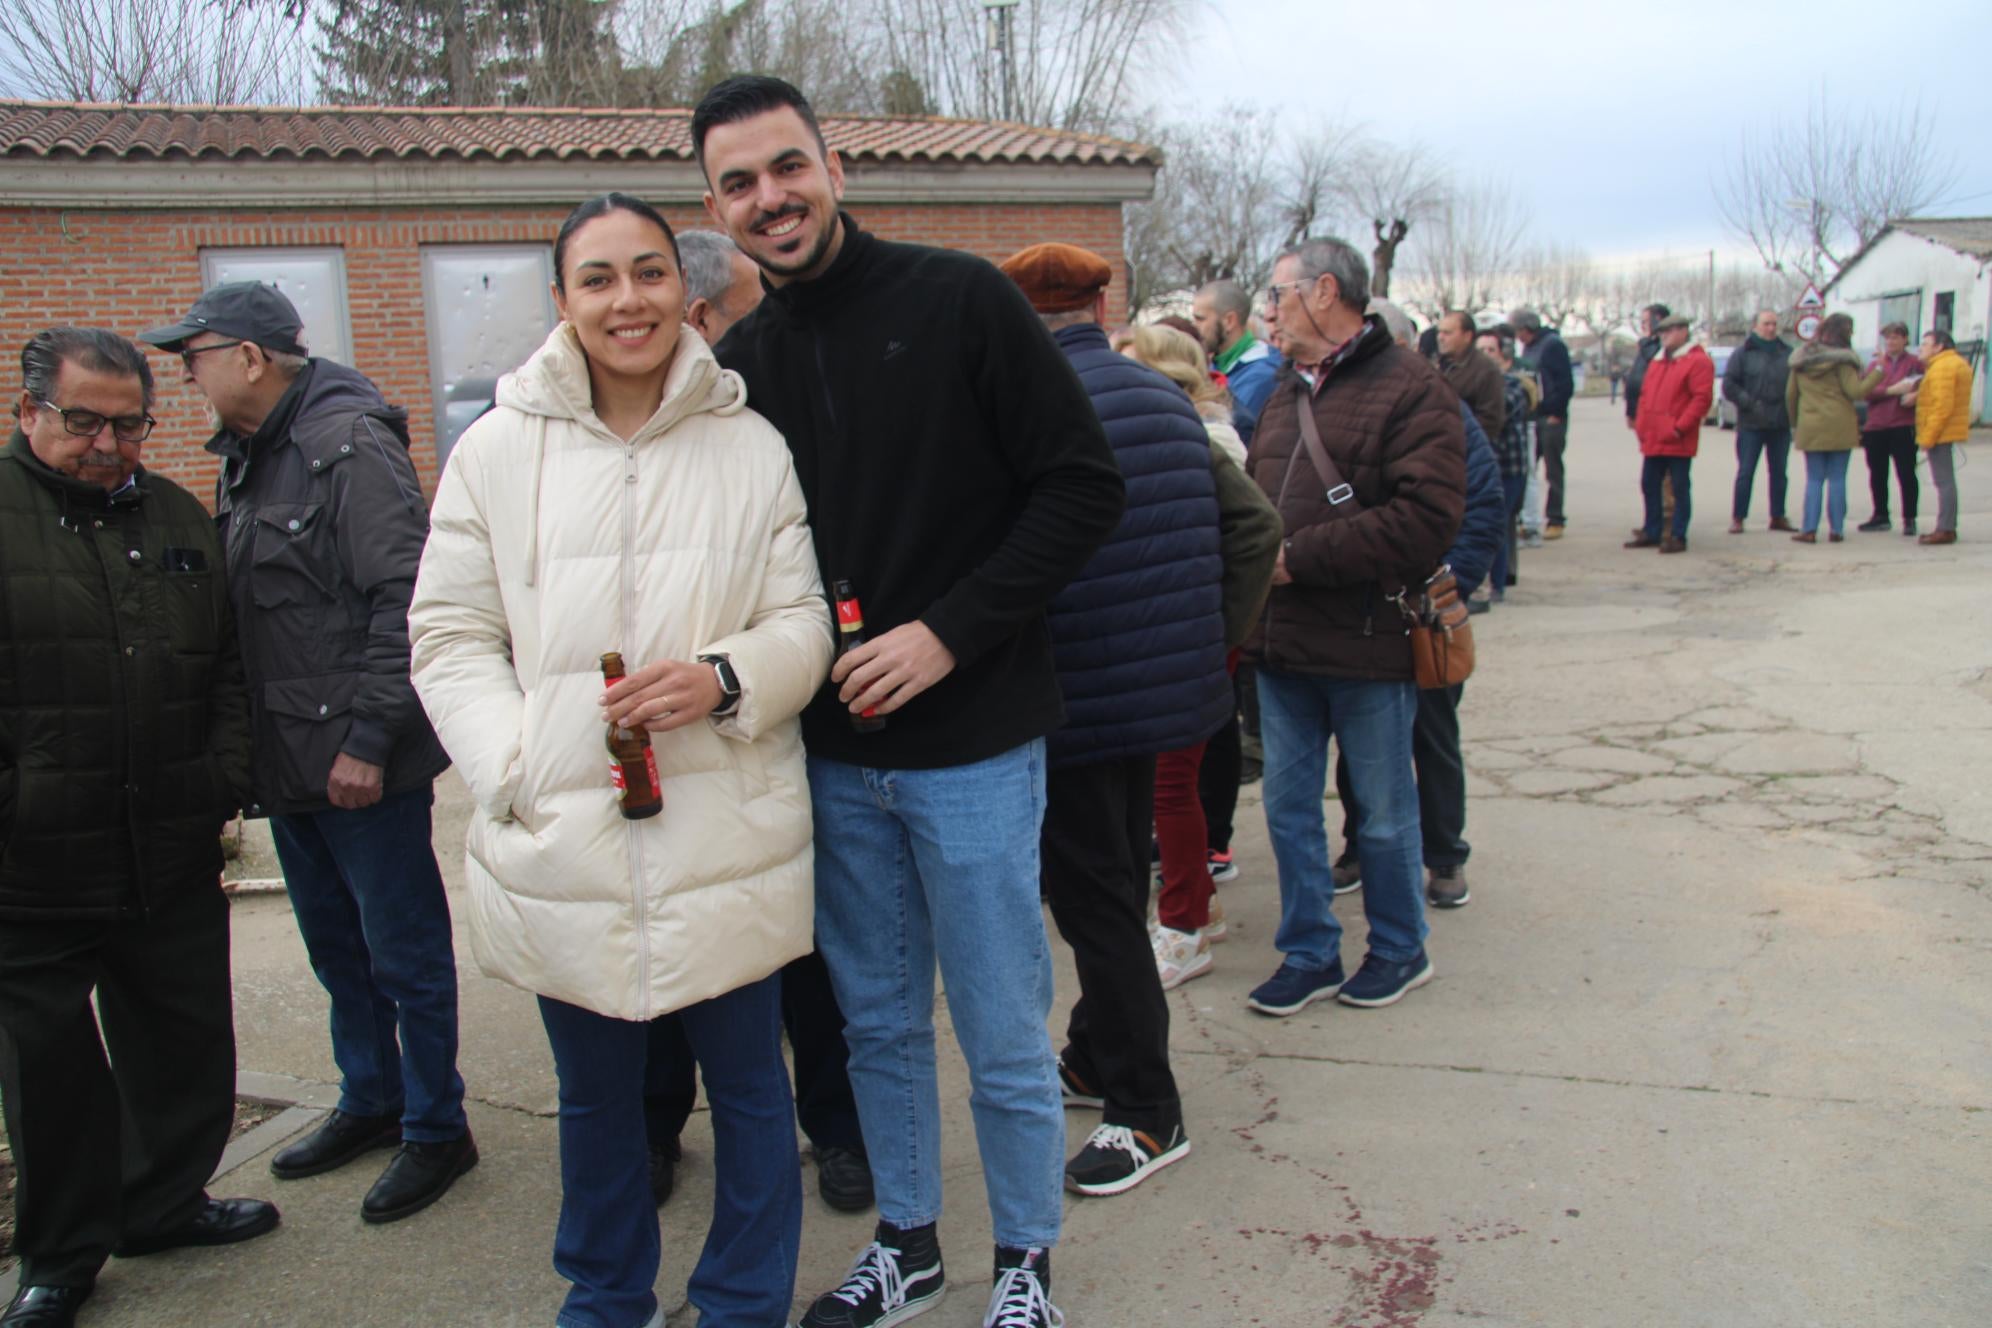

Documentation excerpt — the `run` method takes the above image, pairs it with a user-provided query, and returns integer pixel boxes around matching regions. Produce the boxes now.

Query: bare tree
[872,0,1190,133]
[0,0,309,103]
[1507,239,1590,332]
[1338,141,1450,298]
[1278,124,1363,247]
[1400,180,1530,323]
[1122,107,1284,313]
[1714,95,1955,283]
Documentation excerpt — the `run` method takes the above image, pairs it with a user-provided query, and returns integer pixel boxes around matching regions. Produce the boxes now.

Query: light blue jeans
[806,739,1063,1250]
[1802,450,1851,536]
[1258,669,1429,969]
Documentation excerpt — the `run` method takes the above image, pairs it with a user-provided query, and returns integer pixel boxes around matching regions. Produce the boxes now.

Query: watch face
[710,657,741,696]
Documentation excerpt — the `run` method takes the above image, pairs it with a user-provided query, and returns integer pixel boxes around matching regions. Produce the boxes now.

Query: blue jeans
[1257,670,1428,968]
[539,979,800,1328]
[269,785,466,1141]
[1733,428,1791,521]
[807,740,1063,1250]
[1641,455,1692,542]
[1802,450,1851,536]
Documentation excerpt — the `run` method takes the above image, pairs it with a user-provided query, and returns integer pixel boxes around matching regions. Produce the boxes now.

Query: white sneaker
[1152,925,1212,990]
[1205,894,1228,943]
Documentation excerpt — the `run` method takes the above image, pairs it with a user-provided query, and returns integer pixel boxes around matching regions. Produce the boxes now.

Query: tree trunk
[1371,217,1408,299]
[443,0,474,104]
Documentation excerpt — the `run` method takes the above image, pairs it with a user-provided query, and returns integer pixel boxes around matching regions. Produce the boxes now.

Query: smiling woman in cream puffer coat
[408,194,833,1328]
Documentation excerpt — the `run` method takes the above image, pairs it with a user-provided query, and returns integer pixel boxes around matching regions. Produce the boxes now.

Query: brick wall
[0,200,1128,499]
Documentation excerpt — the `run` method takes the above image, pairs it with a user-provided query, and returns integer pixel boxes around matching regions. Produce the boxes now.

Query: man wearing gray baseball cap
[141,283,476,1226]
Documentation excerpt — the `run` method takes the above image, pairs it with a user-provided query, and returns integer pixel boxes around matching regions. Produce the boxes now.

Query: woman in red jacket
[1625,314,1716,553]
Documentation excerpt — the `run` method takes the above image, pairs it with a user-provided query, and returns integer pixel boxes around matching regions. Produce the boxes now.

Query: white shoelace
[984,1265,1063,1328]
[829,1241,907,1308]
[1080,1123,1152,1166]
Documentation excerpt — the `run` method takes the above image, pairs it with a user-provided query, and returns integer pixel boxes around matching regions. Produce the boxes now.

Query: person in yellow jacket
[1912,328,1973,545]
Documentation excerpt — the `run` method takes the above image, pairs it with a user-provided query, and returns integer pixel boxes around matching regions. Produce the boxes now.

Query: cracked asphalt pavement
[58,398,1989,1326]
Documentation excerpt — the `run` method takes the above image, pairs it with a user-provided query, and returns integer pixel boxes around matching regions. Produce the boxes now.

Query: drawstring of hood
[524,412,547,588]
[493,322,750,591]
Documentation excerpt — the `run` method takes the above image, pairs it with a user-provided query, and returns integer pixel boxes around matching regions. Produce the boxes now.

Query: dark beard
[753,209,840,280]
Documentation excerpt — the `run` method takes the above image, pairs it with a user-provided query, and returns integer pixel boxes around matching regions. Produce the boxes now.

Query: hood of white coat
[496,321,748,439]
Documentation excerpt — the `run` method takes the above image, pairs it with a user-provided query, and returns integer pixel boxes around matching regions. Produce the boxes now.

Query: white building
[1823,217,1989,422]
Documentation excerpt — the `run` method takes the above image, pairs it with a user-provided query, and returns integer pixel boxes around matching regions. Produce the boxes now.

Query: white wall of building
[1827,229,1989,422]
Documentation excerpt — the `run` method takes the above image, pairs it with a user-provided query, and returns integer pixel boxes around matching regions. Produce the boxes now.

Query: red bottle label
[836,597,864,628]
[609,751,663,801]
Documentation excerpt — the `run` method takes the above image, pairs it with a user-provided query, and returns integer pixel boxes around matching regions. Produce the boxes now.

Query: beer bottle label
[609,753,663,801]
[836,597,864,628]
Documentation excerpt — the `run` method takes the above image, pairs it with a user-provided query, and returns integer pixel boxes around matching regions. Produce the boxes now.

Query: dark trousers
[1041,755,1180,1133]
[269,785,467,1141]
[540,977,800,1328]
[1537,417,1569,524]
[1492,473,1526,591]
[1861,426,1919,521]
[1733,428,1792,521]
[1197,656,1247,853]
[0,881,235,1288]
[1337,684,1469,869]
[643,949,862,1154]
[1642,455,1692,541]
[1197,712,1241,853]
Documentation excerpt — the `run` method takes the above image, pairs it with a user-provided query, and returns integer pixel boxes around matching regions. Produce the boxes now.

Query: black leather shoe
[648,1139,680,1207]
[2,1284,91,1327]
[361,1130,477,1224]
[115,1197,280,1257]
[269,1109,400,1179]
[815,1143,875,1212]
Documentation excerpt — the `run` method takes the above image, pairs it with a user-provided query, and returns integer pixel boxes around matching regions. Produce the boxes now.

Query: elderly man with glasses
[1240,238,1465,1016]
[140,283,474,1229]
[0,327,276,1328]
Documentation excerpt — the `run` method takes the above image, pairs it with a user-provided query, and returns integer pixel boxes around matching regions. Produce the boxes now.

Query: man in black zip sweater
[696,76,1124,1328]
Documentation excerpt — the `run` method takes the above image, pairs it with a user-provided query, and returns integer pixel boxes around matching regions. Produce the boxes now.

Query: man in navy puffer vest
[999,244,1232,1201]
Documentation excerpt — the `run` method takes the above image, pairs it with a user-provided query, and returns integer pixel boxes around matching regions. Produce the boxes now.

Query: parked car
[1704,346,1738,429]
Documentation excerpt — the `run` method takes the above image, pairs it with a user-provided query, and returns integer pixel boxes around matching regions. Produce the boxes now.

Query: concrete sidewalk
[48,397,1990,1326]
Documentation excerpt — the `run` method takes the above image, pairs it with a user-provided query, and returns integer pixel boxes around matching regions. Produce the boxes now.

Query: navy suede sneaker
[1336,951,1434,1008]
[1246,960,1345,1016]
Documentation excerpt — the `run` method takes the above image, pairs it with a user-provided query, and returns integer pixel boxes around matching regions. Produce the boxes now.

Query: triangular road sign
[1796,283,1825,309]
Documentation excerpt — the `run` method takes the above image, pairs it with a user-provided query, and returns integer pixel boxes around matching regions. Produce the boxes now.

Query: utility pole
[1707,248,1717,340]
[983,0,1018,122]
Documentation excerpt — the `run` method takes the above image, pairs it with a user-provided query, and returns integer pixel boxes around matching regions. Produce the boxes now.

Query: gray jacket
[208,359,449,815]
[1722,332,1793,432]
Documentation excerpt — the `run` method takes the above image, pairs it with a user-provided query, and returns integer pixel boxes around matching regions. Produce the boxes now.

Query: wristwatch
[699,654,742,716]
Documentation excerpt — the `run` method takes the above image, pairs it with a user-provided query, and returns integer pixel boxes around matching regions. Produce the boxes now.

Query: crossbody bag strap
[1292,379,1359,512]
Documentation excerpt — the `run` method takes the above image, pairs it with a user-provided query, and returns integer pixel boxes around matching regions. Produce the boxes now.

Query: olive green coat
[1785,346,1883,452]
[0,430,251,920]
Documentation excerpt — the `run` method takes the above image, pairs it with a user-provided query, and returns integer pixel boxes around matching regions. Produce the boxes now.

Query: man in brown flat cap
[998,244,1253,1199]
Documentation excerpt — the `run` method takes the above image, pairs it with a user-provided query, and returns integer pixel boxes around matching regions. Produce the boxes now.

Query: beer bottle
[599,652,663,820]
[831,580,886,734]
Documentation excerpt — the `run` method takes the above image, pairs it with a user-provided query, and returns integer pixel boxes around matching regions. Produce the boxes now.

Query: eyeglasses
[1264,278,1312,309]
[33,399,156,444]
[180,340,245,371]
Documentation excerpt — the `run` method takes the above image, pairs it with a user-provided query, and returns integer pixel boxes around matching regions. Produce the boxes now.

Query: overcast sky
[1181,0,1991,265]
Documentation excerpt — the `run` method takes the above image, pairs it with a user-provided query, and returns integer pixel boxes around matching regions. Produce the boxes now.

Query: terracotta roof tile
[0,101,1158,167]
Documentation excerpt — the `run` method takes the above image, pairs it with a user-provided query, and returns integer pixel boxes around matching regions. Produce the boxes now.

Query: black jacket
[1046,323,1230,768]
[208,360,449,815]
[1525,329,1574,418]
[0,431,251,919]
[1722,333,1793,431]
[1625,334,1661,421]
[716,214,1125,769]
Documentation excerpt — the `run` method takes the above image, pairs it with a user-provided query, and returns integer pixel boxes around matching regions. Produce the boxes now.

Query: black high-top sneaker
[984,1246,1062,1328]
[800,1220,946,1328]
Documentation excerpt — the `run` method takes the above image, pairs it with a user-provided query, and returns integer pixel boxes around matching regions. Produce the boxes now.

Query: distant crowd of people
[1620,302,1973,551]
[1,69,1973,1328]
